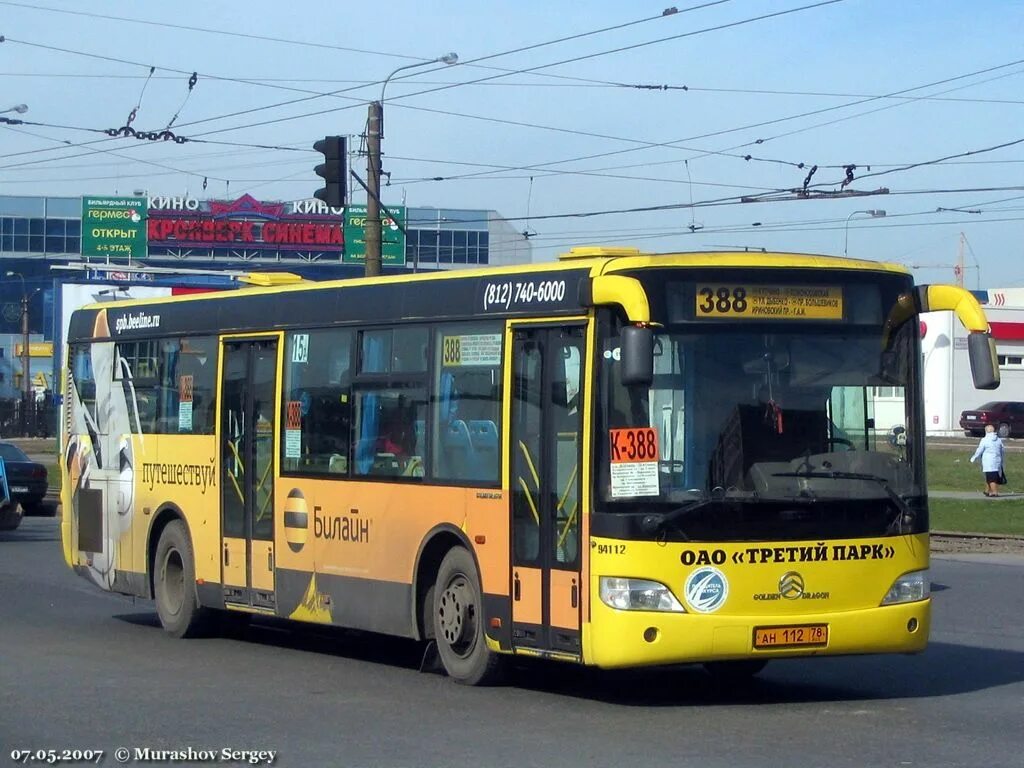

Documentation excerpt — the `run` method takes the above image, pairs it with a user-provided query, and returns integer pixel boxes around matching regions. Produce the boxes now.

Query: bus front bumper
[585,599,930,669]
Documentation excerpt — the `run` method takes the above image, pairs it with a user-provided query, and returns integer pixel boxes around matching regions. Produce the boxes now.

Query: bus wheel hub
[439,581,470,645]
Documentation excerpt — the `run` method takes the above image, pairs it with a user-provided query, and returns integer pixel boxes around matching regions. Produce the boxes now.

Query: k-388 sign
[608,428,660,498]
[609,427,659,462]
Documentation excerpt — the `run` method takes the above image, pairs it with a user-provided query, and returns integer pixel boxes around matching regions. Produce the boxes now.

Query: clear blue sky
[2,0,1022,285]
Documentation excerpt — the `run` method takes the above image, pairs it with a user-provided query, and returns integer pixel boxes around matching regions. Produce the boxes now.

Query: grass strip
[930,497,1024,536]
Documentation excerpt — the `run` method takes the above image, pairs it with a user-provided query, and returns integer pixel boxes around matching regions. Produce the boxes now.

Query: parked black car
[0,442,49,512]
[959,401,1024,438]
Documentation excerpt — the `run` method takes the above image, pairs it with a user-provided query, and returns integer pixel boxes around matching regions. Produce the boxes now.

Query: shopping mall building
[0,193,532,402]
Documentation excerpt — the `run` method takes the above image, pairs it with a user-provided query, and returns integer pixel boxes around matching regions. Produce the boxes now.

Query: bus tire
[703,659,768,681]
[154,520,211,638]
[432,547,506,686]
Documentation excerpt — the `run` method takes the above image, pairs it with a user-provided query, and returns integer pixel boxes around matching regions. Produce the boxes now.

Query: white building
[920,288,1024,435]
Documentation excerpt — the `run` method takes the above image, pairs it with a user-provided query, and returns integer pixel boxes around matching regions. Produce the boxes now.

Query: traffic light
[313,135,347,208]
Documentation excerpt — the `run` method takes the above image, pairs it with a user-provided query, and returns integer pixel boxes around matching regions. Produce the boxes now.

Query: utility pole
[365,101,383,277]
[5,270,31,434]
[20,291,30,412]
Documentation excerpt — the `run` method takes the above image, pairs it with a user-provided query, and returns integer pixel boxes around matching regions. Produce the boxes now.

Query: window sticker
[292,333,309,364]
[441,334,502,367]
[285,400,302,459]
[608,427,660,497]
[178,374,193,432]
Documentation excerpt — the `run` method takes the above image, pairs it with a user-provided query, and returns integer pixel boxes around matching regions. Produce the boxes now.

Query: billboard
[81,197,148,260]
[147,194,344,255]
[343,204,406,266]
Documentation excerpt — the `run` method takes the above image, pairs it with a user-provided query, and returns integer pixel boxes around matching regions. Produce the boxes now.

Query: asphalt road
[3,518,1024,768]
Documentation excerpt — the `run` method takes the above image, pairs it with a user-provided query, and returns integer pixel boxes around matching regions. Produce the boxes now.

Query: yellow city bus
[60,247,999,685]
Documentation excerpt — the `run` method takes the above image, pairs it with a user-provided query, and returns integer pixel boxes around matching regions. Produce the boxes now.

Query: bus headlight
[599,577,685,612]
[881,569,930,605]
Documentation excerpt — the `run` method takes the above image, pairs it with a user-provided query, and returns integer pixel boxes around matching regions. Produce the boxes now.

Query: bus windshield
[597,309,923,541]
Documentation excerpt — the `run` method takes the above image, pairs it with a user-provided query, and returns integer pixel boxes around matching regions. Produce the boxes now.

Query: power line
[474,184,1024,228]
[0,123,226,180]
[823,137,1024,187]
[2,4,710,136]
[0,0,861,190]
[0,142,308,172]
[734,136,1024,205]
[724,64,1024,180]
[0,6,701,164]
[0,153,315,183]
[527,213,1024,252]
[1,0,767,99]
[10,69,1024,109]
[387,157,778,190]
[0,115,313,171]
[183,0,849,141]
[0,3,841,177]
[390,102,812,171]
[422,57,1024,187]
[0,0,427,60]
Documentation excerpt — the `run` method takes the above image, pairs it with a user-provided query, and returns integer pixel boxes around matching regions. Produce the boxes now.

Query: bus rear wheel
[154,520,211,638]
[432,547,506,686]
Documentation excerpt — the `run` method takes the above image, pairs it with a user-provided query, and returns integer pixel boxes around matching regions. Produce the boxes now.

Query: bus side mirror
[968,332,1000,390]
[621,325,653,386]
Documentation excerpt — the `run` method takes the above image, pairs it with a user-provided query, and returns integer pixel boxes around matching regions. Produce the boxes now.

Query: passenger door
[220,337,279,611]
[509,325,585,656]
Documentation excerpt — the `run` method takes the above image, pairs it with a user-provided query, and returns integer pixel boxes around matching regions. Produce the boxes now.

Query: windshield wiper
[639,496,715,538]
[771,470,915,533]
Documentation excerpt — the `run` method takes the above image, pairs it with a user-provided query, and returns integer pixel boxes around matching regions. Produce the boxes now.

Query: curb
[932,530,1024,541]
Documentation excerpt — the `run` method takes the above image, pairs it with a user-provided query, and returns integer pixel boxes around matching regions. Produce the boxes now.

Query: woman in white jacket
[970,424,1006,497]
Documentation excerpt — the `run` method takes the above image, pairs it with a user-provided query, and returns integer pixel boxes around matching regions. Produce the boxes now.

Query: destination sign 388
[695,284,843,320]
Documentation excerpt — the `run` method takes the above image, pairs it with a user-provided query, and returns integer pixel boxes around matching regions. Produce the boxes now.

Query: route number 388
[697,286,748,315]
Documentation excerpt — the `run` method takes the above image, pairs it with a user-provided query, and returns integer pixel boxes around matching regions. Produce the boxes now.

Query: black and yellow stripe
[283,488,308,553]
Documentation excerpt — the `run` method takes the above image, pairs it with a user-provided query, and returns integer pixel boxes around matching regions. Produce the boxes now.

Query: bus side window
[281,329,353,475]
[431,323,503,485]
[353,387,426,478]
[69,345,97,423]
[176,336,217,435]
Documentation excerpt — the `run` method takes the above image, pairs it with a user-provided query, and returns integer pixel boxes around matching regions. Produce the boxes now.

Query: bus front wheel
[432,547,506,686]
[154,520,211,638]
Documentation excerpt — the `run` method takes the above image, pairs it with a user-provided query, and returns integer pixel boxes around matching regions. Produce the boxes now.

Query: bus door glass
[510,325,584,656]
[220,338,278,610]
[828,385,874,450]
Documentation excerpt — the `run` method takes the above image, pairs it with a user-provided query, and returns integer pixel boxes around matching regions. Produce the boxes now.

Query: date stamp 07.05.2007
[9,748,278,765]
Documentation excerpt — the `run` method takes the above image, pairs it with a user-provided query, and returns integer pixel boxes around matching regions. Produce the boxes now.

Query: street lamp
[379,53,458,136]
[0,104,28,127]
[365,52,458,276]
[844,209,886,256]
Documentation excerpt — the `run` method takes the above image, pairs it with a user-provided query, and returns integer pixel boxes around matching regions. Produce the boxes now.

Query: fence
[0,397,57,439]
